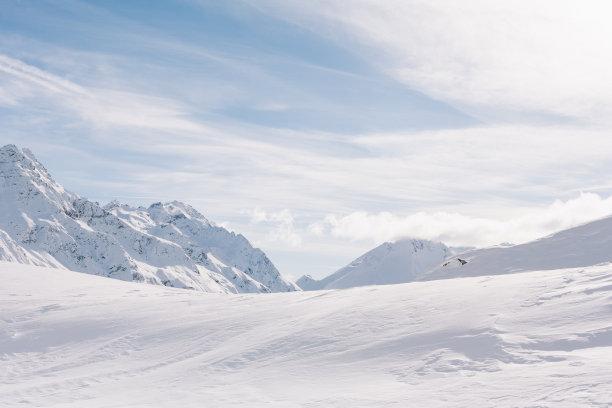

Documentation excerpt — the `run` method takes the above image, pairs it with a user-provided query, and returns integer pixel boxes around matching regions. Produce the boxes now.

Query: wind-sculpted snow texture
[297,238,451,290]
[0,144,297,293]
[422,216,612,281]
[2,261,612,406]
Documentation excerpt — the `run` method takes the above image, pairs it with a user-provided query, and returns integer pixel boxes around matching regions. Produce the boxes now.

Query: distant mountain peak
[1,144,48,173]
[147,200,209,223]
[298,238,452,291]
[295,274,319,291]
[104,199,122,209]
[0,144,75,214]
[1,143,26,158]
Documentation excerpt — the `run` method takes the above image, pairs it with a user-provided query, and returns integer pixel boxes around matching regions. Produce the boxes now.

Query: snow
[0,144,297,293]
[298,214,612,292]
[297,238,451,290]
[2,261,612,406]
[422,215,612,281]
[2,143,612,405]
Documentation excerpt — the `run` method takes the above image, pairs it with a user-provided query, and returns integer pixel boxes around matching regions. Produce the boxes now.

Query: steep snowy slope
[0,144,297,293]
[0,229,62,267]
[106,200,297,292]
[297,238,451,290]
[421,215,612,281]
[2,261,611,407]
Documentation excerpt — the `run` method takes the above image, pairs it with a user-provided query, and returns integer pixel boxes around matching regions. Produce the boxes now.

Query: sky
[2,0,612,280]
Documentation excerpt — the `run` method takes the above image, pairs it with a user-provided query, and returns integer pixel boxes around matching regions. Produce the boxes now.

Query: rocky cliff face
[0,144,299,293]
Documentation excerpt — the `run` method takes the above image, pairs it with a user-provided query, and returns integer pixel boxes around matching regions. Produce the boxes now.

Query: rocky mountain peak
[0,144,299,294]
[1,144,51,178]
[0,144,75,214]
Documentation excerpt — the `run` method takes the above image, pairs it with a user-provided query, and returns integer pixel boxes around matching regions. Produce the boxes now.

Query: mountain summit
[297,238,452,290]
[0,144,299,293]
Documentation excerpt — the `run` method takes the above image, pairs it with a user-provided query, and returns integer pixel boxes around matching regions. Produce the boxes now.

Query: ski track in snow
[2,261,612,407]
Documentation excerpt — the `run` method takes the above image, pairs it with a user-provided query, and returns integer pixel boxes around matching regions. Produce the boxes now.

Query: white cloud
[217,192,612,278]
[314,192,612,248]
[52,121,612,228]
[0,54,206,133]
[0,55,86,95]
[252,103,290,111]
[4,20,612,276]
[250,0,612,124]
[244,208,303,248]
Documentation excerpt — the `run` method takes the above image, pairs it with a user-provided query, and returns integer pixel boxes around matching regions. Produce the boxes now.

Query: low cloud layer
[317,192,612,248]
[242,193,612,277]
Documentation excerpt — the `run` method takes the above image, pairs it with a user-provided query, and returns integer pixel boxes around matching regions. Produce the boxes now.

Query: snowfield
[2,261,612,407]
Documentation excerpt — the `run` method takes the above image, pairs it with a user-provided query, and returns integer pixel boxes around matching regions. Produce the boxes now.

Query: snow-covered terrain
[422,215,612,281]
[2,261,612,407]
[298,214,612,291]
[3,142,612,406]
[297,238,452,290]
[0,144,297,293]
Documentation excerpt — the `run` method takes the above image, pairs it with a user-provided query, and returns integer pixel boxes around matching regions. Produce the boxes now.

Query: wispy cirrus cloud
[4,53,612,270]
[0,54,206,132]
[249,0,612,124]
[0,54,85,95]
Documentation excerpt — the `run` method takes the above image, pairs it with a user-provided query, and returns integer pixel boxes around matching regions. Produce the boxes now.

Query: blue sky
[2,0,612,279]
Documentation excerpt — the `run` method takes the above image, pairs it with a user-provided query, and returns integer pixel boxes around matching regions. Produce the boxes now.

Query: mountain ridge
[297,238,453,290]
[0,144,298,293]
[420,214,612,281]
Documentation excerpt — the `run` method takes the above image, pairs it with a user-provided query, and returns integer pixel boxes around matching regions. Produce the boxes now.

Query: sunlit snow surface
[2,261,612,407]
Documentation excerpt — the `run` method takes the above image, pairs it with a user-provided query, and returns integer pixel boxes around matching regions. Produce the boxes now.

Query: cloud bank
[317,192,612,248]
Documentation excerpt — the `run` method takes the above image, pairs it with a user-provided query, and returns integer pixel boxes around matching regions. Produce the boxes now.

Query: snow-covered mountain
[420,215,612,281]
[0,144,298,293]
[297,238,453,290]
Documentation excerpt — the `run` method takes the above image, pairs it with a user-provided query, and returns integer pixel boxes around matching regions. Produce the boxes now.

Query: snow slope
[0,144,297,293]
[3,261,611,407]
[422,215,612,281]
[297,238,451,290]
[106,201,294,292]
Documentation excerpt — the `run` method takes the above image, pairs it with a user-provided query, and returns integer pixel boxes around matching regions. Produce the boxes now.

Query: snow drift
[1,261,611,406]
